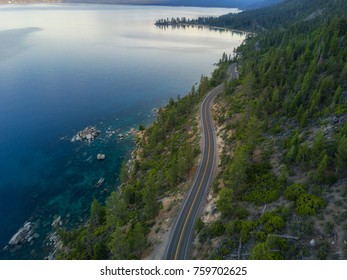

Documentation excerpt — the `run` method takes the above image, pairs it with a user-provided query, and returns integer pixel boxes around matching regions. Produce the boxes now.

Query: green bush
[234,207,250,219]
[250,235,288,260]
[265,235,288,251]
[284,183,306,201]
[243,173,282,205]
[299,218,314,235]
[225,220,242,236]
[198,228,209,243]
[324,221,334,236]
[327,175,338,186]
[242,162,283,205]
[249,242,283,260]
[241,221,259,243]
[208,221,225,237]
[195,218,204,234]
[336,137,347,173]
[217,187,234,216]
[295,194,325,216]
[255,231,267,242]
[280,206,291,219]
[318,241,331,260]
[262,214,285,234]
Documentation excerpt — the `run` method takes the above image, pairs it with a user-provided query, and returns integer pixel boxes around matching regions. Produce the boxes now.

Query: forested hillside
[156,0,347,32]
[193,0,347,260]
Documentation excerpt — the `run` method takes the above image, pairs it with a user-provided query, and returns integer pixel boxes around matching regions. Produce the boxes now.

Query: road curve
[164,64,238,260]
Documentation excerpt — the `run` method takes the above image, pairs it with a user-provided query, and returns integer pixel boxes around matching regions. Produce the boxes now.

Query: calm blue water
[0,4,245,259]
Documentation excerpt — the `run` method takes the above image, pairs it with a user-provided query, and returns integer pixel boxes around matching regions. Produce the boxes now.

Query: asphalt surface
[164,64,238,260]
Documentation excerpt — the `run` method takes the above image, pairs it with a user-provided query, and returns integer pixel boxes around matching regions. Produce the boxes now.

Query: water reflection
[156,24,246,36]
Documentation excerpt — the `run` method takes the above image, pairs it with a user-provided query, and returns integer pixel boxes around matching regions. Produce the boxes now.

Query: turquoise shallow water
[0,4,245,259]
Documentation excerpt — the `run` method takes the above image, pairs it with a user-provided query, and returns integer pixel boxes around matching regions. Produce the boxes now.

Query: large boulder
[8,222,32,245]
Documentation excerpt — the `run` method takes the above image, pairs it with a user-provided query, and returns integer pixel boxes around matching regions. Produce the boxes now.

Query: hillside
[156,0,347,32]
[192,0,347,260]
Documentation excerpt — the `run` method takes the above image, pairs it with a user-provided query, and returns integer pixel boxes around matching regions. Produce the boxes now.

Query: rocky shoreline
[45,125,143,259]
[2,110,156,259]
[3,221,40,254]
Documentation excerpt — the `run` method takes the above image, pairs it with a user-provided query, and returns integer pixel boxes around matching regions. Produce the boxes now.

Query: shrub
[336,137,347,173]
[284,183,306,201]
[217,187,234,216]
[225,220,242,237]
[262,214,285,234]
[265,235,288,251]
[195,218,204,234]
[327,175,338,186]
[310,184,323,196]
[295,194,325,216]
[208,221,225,238]
[249,241,283,260]
[299,218,314,235]
[280,206,291,218]
[324,221,334,236]
[241,221,259,243]
[318,241,331,260]
[198,228,208,243]
[234,207,250,219]
[243,173,282,205]
[255,231,267,242]
[249,243,274,260]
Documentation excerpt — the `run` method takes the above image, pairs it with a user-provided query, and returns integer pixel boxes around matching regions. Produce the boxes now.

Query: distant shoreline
[0,1,237,9]
[0,0,59,4]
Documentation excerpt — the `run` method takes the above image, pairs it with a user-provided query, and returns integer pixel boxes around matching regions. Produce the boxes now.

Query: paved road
[164,64,238,260]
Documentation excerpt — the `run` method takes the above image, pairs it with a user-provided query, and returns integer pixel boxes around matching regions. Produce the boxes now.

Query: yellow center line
[174,93,213,260]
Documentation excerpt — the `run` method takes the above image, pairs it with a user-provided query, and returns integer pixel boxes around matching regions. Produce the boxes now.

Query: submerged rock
[95,178,105,188]
[97,154,105,160]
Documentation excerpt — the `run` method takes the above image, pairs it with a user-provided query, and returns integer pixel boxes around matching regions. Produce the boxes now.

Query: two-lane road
[165,64,238,260]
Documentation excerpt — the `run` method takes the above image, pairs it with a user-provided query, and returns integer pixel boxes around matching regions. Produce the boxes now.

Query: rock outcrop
[8,222,34,246]
[71,126,99,143]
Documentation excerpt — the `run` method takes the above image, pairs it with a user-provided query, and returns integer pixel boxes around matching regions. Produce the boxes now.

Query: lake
[0,3,245,259]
